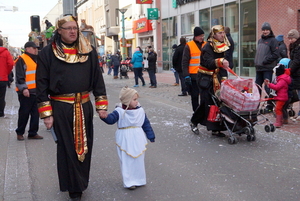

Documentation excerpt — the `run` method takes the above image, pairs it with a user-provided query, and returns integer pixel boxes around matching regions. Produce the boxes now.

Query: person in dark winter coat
[189,25,230,137]
[224,27,235,69]
[254,22,280,112]
[287,29,300,118]
[276,34,288,62]
[182,27,206,112]
[111,52,121,79]
[147,48,157,88]
[264,64,291,128]
[172,38,188,96]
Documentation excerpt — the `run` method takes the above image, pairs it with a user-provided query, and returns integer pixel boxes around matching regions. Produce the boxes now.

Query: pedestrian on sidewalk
[147,48,157,88]
[172,37,188,96]
[182,26,207,112]
[36,15,108,201]
[111,51,121,79]
[100,86,155,190]
[287,29,300,119]
[0,38,14,117]
[131,47,145,87]
[254,22,279,113]
[15,41,43,141]
[275,34,288,62]
[171,44,179,86]
[264,64,291,128]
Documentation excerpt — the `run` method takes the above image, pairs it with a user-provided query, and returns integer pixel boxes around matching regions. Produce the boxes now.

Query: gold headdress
[53,15,93,63]
[207,25,230,53]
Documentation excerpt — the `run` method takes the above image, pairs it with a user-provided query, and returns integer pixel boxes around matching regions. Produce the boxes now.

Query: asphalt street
[1,70,300,201]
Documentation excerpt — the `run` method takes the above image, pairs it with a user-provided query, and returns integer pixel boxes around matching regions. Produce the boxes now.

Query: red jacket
[269,73,291,101]
[0,47,14,81]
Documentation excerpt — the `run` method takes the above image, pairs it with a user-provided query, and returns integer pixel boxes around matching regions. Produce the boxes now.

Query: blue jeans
[174,71,179,84]
[255,71,273,95]
[148,69,157,86]
[133,68,145,85]
[113,65,119,76]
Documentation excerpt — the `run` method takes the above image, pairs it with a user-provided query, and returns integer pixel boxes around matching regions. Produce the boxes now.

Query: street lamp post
[117,8,127,60]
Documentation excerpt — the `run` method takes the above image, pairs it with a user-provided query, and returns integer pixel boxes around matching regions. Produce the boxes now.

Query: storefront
[162,0,257,77]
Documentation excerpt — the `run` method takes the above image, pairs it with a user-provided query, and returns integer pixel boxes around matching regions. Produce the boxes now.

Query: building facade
[41,0,300,76]
[162,0,300,76]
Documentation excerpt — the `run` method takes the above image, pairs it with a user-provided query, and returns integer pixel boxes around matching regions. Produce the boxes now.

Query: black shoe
[178,93,187,96]
[189,122,199,134]
[127,186,136,190]
[212,131,226,137]
[28,134,43,139]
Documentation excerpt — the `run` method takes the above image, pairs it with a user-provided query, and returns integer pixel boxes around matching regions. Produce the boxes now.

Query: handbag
[198,73,212,89]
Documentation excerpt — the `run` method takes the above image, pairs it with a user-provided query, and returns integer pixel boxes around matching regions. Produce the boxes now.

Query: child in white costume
[100,86,155,190]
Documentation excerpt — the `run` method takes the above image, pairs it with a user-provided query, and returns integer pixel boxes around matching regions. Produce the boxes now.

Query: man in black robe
[36,15,108,201]
[190,25,231,137]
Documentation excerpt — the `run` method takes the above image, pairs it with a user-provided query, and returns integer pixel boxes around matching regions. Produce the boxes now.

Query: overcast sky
[0,0,58,47]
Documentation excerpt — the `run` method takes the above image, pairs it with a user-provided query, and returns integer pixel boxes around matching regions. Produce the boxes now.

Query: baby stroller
[213,69,275,144]
[120,61,129,79]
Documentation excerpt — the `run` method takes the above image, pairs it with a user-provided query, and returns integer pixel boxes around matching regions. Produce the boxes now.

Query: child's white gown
[115,107,148,188]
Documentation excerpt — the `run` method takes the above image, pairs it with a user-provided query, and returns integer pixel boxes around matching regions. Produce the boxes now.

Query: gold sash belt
[50,91,89,162]
[118,126,140,129]
[198,67,220,92]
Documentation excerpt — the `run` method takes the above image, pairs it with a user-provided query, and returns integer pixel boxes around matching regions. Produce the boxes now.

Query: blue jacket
[131,50,143,68]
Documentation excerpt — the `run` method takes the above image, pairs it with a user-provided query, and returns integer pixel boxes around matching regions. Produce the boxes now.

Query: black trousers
[15,94,39,136]
[0,81,7,117]
[187,79,200,112]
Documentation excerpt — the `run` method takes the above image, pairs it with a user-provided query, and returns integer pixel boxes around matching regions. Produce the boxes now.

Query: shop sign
[176,0,200,6]
[172,0,177,8]
[147,8,159,20]
[132,18,153,33]
[136,0,153,4]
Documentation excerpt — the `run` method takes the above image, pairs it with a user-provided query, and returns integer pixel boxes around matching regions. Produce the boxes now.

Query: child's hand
[98,110,108,119]
[264,79,270,85]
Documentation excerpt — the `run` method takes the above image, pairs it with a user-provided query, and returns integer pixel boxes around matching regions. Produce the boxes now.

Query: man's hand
[185,76,192,85]
[44,116,54,129]
[98,110,108,119]
[222,59,230,70]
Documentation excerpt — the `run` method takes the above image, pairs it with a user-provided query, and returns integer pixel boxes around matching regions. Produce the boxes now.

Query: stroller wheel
[264,125,271,133]
[270,124,276,132]
[228,136,237,144]
[288,109,295,117]
[244,127,251,135]
[251,135,256,141]
[246,135,252,141]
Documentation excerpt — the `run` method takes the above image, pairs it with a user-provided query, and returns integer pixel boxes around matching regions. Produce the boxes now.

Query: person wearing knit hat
[189,25,230,138]
[264,64,291,128]
[276,34,288,62]
[36,14,108,200]
[287,29,299,40]
[101,86,155,190]
[287,29,300,120]
[254,21,279,113]
[182,26,206,113]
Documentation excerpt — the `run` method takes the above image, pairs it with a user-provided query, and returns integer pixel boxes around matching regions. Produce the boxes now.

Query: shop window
[240,0,256,77]
[181,12,194,35]
[199,8,210,38]
[225,2,239,73]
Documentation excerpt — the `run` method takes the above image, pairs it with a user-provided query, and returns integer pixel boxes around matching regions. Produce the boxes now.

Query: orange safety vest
[187,40,206,74]
[16,54,36,91]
